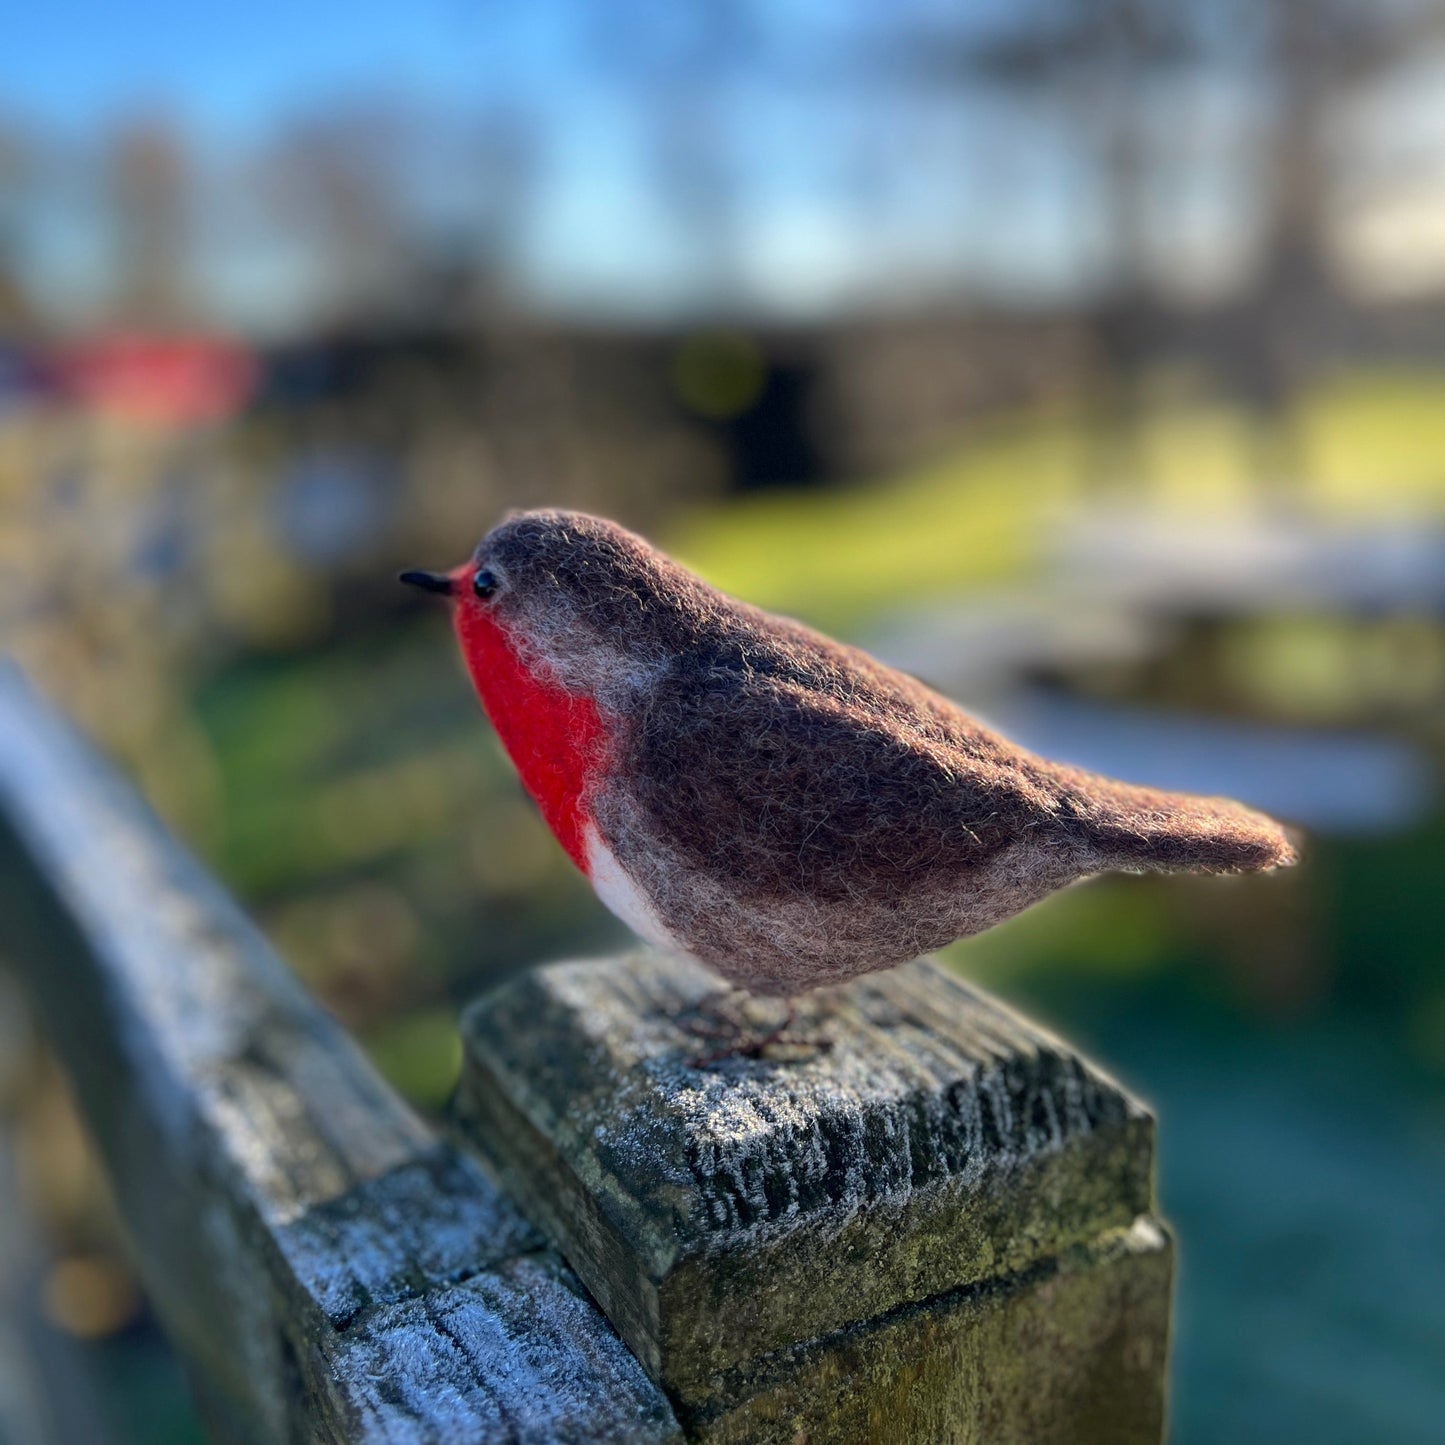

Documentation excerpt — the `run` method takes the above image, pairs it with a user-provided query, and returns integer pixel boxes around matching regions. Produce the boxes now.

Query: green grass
[665,412,1085,630]
[1300,370,1445,514]
[664,370,1445,633]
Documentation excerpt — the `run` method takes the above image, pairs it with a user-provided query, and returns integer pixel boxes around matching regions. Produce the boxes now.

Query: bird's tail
[1053,768,1300,876]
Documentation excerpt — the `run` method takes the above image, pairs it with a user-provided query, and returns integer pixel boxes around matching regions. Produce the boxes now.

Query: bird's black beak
[399,569,455,598]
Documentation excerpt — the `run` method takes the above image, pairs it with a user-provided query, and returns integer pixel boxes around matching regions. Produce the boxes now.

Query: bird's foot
[678,987,749,1043]
[682,994,833,1068]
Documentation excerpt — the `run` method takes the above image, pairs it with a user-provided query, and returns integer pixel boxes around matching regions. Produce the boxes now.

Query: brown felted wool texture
[470,509,1299,996]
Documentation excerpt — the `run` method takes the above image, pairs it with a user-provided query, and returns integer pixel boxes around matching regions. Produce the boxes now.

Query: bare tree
[108,117,193,328]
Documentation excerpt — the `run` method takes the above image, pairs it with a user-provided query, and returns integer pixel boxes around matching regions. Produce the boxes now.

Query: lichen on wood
[456,951,1172,1439]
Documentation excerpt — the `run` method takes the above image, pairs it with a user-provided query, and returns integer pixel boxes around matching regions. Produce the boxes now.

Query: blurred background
[2,0,1444,1440]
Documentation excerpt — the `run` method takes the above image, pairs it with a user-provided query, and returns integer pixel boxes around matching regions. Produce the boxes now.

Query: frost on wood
[317,1254,683,1444]
[457,951,1171,1438]
[0,668,680,1444]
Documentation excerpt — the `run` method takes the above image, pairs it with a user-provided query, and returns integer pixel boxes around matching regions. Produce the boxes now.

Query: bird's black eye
[472,568,499,600]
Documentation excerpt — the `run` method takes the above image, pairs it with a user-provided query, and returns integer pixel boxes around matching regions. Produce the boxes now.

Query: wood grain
[0,666,680,1445]
[457,951,1172,1441]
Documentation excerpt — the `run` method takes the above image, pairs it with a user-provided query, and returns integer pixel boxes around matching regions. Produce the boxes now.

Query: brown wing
[623,666,1045,906]
[624,648,1295,903]
[744,618,1299,875]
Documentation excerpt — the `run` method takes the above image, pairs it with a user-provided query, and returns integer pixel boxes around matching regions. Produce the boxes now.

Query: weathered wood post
[455,954,1173,1443]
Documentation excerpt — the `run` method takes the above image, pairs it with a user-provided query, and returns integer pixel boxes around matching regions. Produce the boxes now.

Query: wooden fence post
[455,953,1173,1444]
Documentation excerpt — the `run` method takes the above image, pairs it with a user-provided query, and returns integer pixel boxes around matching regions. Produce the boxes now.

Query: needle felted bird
[402,509,1297,999]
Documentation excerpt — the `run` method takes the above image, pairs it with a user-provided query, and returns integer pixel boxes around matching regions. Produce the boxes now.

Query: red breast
[450,565,611,874]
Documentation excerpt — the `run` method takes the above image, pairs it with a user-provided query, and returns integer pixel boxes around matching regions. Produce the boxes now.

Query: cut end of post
[454,951,1173,1444]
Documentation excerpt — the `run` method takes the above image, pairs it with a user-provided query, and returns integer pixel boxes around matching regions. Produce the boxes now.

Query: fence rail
[0,666,678,1444]
[0,663,1171,1443]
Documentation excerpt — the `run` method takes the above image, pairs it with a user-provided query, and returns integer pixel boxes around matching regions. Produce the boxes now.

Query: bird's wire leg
[771,1001,834,1057]
[678,988,749,1042]
[685,995,834,1068]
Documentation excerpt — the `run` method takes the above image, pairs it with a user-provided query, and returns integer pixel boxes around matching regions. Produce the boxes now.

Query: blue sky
[5,0,1442,328]
[5,0,502,136]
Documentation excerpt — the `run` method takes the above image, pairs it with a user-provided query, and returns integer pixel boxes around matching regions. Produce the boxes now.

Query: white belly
[583,823,682,953]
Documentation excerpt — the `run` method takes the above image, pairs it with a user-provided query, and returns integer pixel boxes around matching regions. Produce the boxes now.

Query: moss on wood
[456,951,1172,1437]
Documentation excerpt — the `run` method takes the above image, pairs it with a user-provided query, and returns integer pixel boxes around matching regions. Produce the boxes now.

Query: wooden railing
[0,664,1172,1444]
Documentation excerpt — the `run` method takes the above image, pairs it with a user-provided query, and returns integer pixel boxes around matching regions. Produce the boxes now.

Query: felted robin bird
[403,510,1297,1000]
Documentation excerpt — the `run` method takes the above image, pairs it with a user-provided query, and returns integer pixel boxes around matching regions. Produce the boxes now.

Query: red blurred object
[49,334,257,425]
